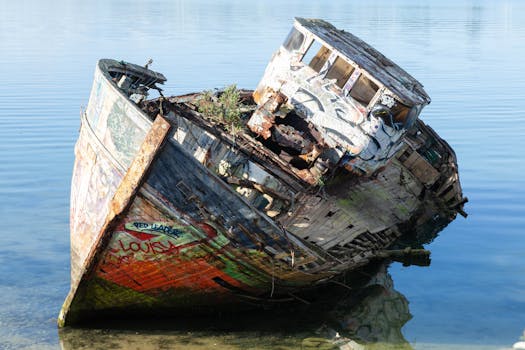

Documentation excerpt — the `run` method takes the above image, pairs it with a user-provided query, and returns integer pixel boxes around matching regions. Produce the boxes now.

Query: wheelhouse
[252,18,430,177]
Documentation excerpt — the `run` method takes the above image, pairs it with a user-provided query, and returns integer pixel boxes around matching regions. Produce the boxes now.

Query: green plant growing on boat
[197,85,243,135]
[197,90,222,120]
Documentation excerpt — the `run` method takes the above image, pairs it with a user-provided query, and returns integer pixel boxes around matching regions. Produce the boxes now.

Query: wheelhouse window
[370,92,421,130]
[390,101,411,127]
[349,75,379,106]
[302,40,332,73]
[283,28,305,52]
[325,57,355,88]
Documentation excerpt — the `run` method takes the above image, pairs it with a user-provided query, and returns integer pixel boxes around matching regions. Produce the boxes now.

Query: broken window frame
[301,40,332,73]
[405,104,422,129]
[342,69,361,96]
[389,100,412,129]
[369,90,419,130]
[283,27,305,52]
[325,56,356,89]
[347,74,380,107]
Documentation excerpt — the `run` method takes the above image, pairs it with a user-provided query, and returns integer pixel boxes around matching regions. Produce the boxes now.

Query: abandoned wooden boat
[59,18,466,326]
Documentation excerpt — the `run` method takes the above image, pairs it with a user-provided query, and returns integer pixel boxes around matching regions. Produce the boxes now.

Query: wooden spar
[58,115,172,327]
[376,248,431,267]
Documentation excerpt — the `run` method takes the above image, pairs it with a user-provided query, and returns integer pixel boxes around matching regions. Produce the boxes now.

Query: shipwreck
[59,18,466,326]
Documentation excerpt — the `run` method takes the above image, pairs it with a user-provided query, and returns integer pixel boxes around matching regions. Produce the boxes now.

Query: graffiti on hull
[103,221,229,268]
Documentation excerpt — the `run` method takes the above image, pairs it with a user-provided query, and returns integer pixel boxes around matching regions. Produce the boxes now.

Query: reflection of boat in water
[59,18,466,326]
[321,264,414,350]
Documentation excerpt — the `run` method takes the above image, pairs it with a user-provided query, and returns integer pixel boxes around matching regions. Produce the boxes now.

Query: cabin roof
[295,18,431,106]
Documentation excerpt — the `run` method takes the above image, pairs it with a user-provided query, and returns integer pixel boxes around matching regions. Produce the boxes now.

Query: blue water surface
[0,0,524,349]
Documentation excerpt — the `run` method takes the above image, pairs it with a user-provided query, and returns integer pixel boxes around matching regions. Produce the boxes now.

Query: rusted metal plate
[247,90,286,139]
[247,107,275,139]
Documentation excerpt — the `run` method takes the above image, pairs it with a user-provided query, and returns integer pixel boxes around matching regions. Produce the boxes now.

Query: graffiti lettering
[118,238,179,255]
[128,221,183,238]
[101,251,133,269]
[103,221,230,270]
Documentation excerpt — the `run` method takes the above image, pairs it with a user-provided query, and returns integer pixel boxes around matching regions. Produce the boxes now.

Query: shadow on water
[57,203,455,350]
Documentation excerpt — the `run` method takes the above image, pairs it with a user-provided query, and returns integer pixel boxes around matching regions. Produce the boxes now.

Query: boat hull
[59,59,465,325]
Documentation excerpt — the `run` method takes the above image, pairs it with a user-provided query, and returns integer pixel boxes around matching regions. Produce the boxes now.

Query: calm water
[1,0,524,349]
